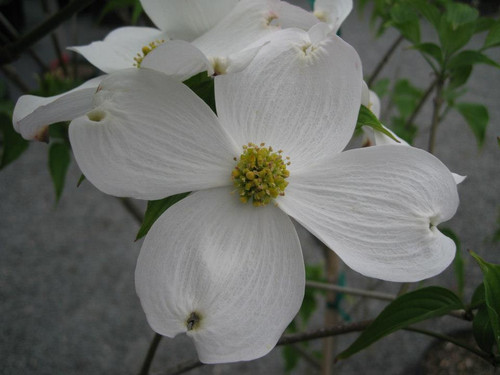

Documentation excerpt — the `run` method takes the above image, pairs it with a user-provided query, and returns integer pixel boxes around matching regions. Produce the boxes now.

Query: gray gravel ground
[1,1,499,374]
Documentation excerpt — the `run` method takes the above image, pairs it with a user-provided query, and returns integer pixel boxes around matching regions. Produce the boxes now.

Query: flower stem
[139,333,162,375]
[367,35,404,87]
[428,77,445,154]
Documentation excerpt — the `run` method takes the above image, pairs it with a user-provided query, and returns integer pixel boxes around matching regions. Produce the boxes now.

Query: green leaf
[412,42,443,65]
[371,78,390,98]
[471,282,486,308]
[410,0,440,29]
[0,112,29,169]
[474,304,496,354]
[390,116,417,145]
[282,345,300,372]
[471,284,496,354]
[336,286,464,360]
[440,228,464,300]
[131,1,143,24]
[448,65,473,90]
[455,102,489,147]
[48,121,69,141]
[448,50,500,70]
[135,192,190,240]
[390,4,420,43]
[483,21,500,49]
[183,72,216,113]
[470,252,500,350]
[300,290,317,325]
[438,19,476,57]
[48,142,71,201]
[77,174,86,187]
[393,79,422,118]
[99,0,142,23]
[475,17,496,34]
[444,2,479,30]
[356,105,399,142]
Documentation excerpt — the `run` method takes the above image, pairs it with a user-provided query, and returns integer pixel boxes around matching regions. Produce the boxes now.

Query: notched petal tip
[34,126,50,143]
[186,311,203,332]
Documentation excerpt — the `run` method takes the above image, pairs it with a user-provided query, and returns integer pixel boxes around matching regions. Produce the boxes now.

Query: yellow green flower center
[133,39,165,68]
[232,143,290,207]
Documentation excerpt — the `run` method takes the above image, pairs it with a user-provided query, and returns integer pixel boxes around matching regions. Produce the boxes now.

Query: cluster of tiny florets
[232,143,290,207]
[133,39,165,67]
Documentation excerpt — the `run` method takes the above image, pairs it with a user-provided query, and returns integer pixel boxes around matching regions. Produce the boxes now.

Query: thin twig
[0,13,47,71]
[278,320,372,346]
[41,0,68,77]
[156,359,203,375]
[306,280,395,301]
[119,197,144,224]
[155,321,371,375]
[367,34,404,87]
[322,250,339,374]
[308,281,470,322]
[404,327,497,366]
[0,64,30,93]
[404,78,438,130]
[428,77,445,154]
[291,343,321,369]
[139,334,163,375]
[0,0,96,64]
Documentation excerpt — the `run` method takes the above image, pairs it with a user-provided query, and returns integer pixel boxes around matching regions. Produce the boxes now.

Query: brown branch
[367,34,404,87]
[428,77,445,154]
[139,334,163,375]
[404,78,438,130]
[0,0,96,64]
[0,13,47,71]
[0,64,30,93]
[41,0,69,77]
[119,197,144,224]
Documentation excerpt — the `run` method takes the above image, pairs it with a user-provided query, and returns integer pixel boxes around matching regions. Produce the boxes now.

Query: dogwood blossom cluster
[13,0,460,364]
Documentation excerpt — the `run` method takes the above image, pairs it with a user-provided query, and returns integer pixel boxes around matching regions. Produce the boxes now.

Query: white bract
[360,82,466,184]
[13,0,352,140]
[65,27,459,363]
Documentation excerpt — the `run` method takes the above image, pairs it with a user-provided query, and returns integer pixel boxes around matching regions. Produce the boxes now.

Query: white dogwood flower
[360,82,466,184]
[65,26,459,363]
[12,0,321,141]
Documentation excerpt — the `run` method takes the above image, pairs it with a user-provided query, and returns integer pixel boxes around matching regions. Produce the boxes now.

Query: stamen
[133,39,165,68]
[232,143,290,207]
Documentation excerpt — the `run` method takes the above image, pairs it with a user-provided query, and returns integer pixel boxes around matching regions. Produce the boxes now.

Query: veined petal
[314,0,353,33]
[278,145,459,282]
[13,76,104,140]
[69,27,167,73]
[192,0,318,58]
[135,187,305,363]
[141,40,213,80]
[215,26,363,171]
[140,0,238,41]
[69,69,238,200]
[370,126,466,185]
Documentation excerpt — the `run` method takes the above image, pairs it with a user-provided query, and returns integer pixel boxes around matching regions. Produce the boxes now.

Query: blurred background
[1,0,499,374]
